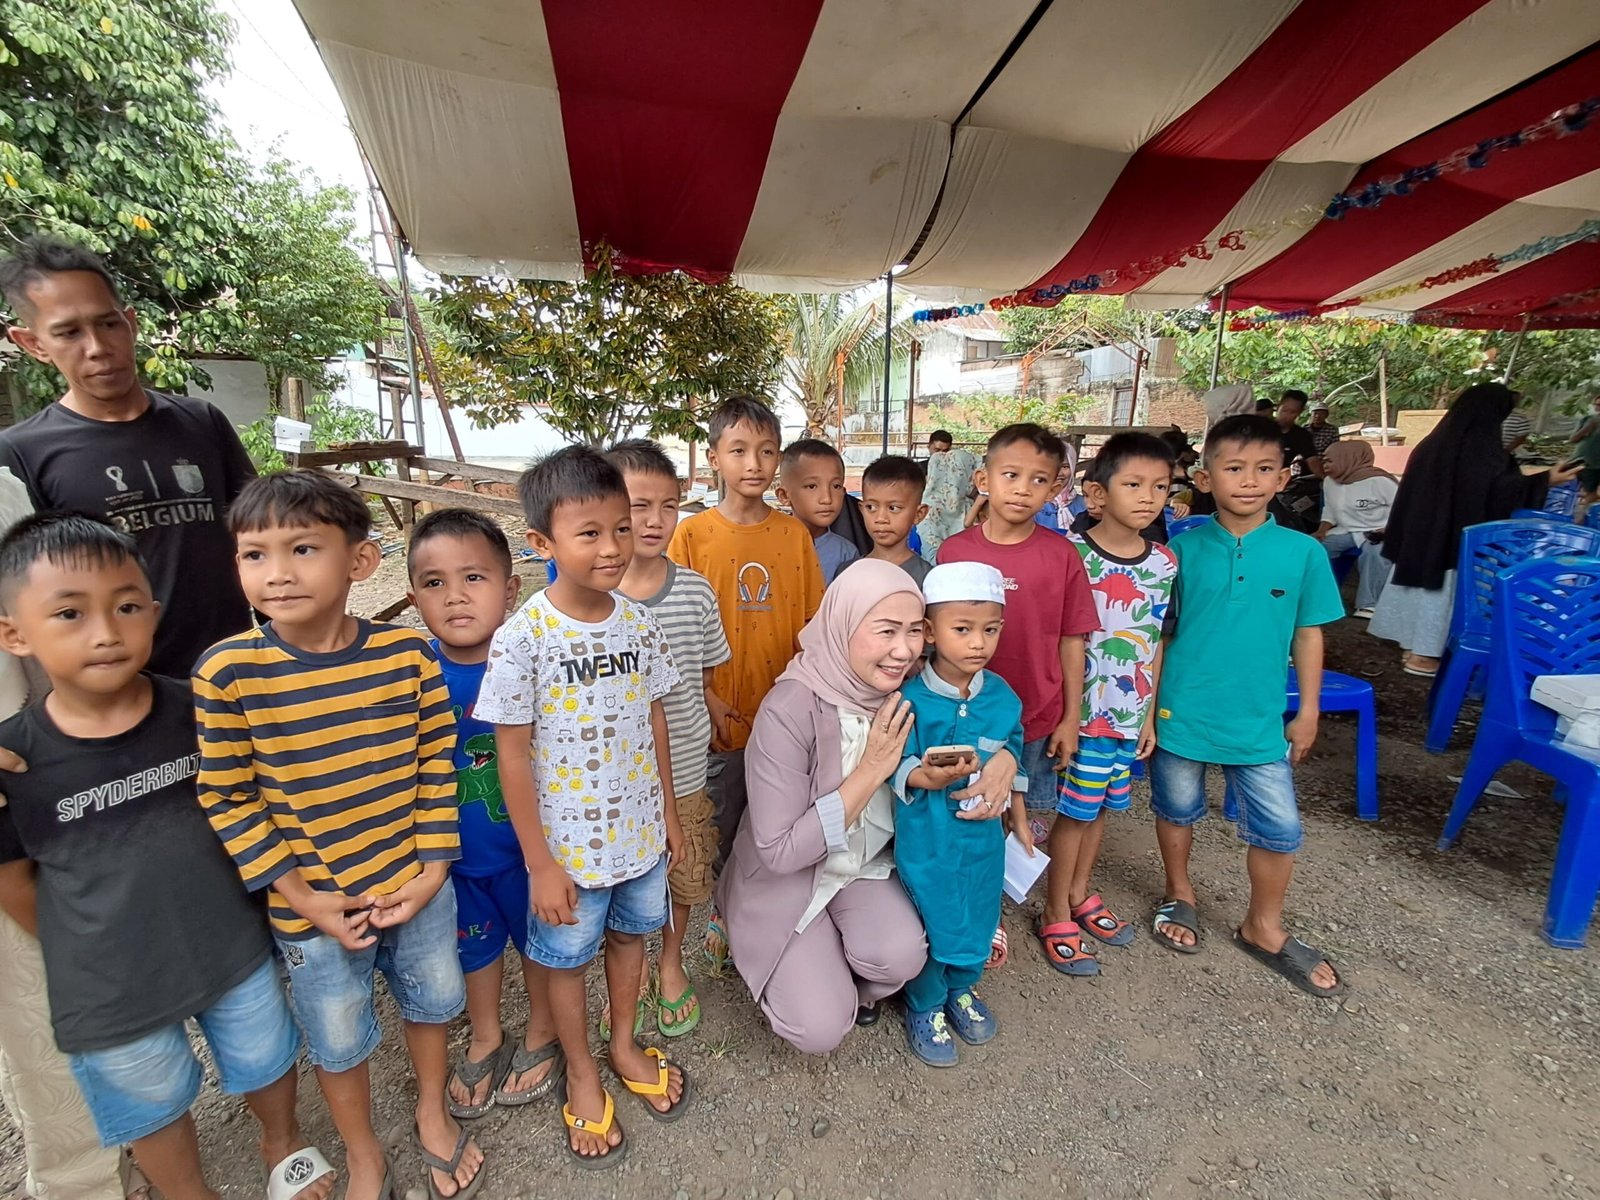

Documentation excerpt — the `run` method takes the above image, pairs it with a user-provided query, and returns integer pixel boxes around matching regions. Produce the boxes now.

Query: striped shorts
[1057,735,1139,822]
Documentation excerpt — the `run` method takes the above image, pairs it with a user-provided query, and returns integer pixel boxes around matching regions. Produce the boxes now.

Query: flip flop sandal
[704,910,731,971]
[1072,894,1135,947]
[597,996,650,1043]
[447,1032,515,1119]
[556,1077,628,1171]
[1035,918,1100,976]
[987,923,1009,969]
[1152,898,1203,955]
[263,1146,339,1200]
[493,1037,564,1107]
[1233,928,1347,999]
[615,1047,693,1122]
[1028,816,1051,847]
[656,981,702,1039]
[412,1124,486,1200]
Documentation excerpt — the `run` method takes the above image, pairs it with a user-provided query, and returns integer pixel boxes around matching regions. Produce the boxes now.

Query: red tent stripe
[1230,47,1600,310]
[541,0,825,281]
[1413,237,1600,326]
[1023,0,1492,294]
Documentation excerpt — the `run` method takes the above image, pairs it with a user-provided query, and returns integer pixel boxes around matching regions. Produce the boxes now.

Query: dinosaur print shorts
[1057,735,1139,821]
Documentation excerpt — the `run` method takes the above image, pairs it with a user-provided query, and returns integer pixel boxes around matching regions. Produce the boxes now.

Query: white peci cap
[922,561,1006,607]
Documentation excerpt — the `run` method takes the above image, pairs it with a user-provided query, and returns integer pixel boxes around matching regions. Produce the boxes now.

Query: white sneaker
[1353,607,1375,619]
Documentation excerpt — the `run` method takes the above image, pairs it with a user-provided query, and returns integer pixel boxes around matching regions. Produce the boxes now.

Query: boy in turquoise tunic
[892,562,1027,1067]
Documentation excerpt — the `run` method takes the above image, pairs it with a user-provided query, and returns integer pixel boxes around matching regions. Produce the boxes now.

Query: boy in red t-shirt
[937,424,1099,971]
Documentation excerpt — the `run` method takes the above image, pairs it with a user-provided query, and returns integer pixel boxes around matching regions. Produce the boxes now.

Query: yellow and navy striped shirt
[193,621,460,938]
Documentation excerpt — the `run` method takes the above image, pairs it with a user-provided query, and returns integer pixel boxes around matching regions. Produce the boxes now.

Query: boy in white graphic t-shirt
[477,446,690,1168]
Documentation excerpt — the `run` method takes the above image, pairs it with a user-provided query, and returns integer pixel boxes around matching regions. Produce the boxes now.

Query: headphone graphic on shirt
[737,562,772,604]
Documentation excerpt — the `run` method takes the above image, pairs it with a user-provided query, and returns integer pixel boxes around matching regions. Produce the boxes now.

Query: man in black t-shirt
[0,238,255,676]
[0,514,333,1200]
[1276,389,1324,527]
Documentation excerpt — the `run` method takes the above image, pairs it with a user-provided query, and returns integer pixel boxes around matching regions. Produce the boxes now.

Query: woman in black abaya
[1368,382,1583,676]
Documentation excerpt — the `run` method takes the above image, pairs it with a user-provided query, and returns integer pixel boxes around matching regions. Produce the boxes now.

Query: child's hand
[1007,795,1035,854]
[665,813,685,866]
[365,864,447,930]
[292,888,377,951]
[1286,712,1319,765]
[1170,500,1191,519]
[907,753,976,792]
[530,860,578,926]
[1047,719,1079,768]
[705,688,743,747]
[1136,717,1158,761]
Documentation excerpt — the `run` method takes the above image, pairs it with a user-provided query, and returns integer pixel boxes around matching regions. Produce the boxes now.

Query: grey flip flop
[1152,898,1203,954]
[446,1030,515,1119]
[413,1125,485,1200]
[493,1036,564,1107]
[1233,928,1347,998]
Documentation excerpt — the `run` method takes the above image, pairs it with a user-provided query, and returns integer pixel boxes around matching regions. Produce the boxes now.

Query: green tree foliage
[1001,296,1197,357]
[0,0,383,408]
[1175,314,1600,417]
[920,391,1094,445]
[238,394,382,473]
[780,293,908,434]
[429,245,785,446]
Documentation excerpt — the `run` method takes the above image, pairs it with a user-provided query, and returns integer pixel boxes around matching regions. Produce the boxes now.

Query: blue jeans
[69,956,300,1146]
[524,855,670,970]
[275,884,465,1072]
[1149,748,1303,853]
[1323,532,1392,612]
[1019,736,1062,811]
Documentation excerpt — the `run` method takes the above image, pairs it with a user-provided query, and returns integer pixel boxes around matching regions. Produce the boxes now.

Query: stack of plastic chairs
[1426,521,1600,752]
[1435,555,1600,948]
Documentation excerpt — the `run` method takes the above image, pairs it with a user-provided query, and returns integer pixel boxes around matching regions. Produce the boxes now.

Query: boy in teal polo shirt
[1149,415,1347,998]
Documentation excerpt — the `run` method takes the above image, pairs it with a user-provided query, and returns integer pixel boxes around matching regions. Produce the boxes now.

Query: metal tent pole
[1502,313,1533,381]
[881,272,894,456]
[1208,282,1232,390]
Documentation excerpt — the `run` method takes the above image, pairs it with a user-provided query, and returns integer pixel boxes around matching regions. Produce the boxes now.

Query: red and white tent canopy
[292,0,1600,327]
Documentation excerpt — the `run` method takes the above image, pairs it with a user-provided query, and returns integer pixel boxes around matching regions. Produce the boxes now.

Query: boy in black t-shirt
[0,515,334,1200]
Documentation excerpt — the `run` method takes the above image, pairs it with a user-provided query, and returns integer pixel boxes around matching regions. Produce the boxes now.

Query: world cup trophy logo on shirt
[105,465,128,493]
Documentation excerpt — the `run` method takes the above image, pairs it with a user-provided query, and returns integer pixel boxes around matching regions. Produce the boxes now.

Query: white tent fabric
[293,0,1600,325]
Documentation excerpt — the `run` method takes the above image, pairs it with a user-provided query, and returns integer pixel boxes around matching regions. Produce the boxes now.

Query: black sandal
[446,1032,514,1119]
[1233,928,1346,998]
[412,1124,486,1200]
[1152,898,1202,954]
[493,1037,563,1107]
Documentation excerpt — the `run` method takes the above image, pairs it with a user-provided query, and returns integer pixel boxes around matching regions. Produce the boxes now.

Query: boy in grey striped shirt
[607,440,731,1040]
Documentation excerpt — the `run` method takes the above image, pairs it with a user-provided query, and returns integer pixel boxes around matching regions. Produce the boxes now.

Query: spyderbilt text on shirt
[55,752,200,822]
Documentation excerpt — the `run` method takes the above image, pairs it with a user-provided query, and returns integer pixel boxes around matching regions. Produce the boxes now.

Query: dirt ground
[3,579,1596,1200]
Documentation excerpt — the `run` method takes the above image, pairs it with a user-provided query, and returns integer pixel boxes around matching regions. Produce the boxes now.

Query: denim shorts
[1019,736,1063,811]
[1058,735,1138,821]
[454,866,530,975]
[1148,747,1303,853]
[69,956,300,1146]
[276,884,466,1072]
[524,855,669,970]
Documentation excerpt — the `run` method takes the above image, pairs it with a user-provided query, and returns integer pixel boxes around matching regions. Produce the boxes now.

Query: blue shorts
[69,956,300,1146]
[525,855,669,970]
[454,866,530,975]
[1058,735,1138,821]
[1019,736,1062,811]
[276,884,465,1072]
[1148,748,1303,854]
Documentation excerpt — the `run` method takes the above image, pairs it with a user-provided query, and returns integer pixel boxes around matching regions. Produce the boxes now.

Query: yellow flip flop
[616,1047,693,1123]
[557,1079,627,1171]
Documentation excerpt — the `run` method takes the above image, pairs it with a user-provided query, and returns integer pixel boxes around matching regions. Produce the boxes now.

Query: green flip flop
[597,995,651,1043]
[655,981,701,1039]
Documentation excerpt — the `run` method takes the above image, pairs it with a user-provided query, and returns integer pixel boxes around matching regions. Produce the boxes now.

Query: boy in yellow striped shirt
[193,471,483,1200]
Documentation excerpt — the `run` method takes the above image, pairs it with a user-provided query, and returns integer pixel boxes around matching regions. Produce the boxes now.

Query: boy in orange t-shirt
[668,395,823,960]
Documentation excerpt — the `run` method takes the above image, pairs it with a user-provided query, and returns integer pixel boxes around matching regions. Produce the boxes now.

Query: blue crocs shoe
[903,1008,958,1068]
[944,989,998,1045]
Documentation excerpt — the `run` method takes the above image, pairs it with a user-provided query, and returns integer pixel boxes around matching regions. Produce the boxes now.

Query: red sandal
[1072,894,1135,947]
[1034,917,1099,976]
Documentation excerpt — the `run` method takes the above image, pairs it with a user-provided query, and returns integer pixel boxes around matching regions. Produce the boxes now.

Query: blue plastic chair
[1167,514,1212,538]
[1436,555,1600,948]
[1426,521,1600,752]
[1220,668,1379,822]
[1512,508,1566,522]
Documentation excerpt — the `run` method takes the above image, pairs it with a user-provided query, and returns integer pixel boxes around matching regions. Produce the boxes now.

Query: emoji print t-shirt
[476,590,679,887]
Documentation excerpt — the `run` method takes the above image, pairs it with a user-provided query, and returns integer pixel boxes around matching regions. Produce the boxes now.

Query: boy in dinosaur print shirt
[1044,434,1178,976]
[407,510,562,1119]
